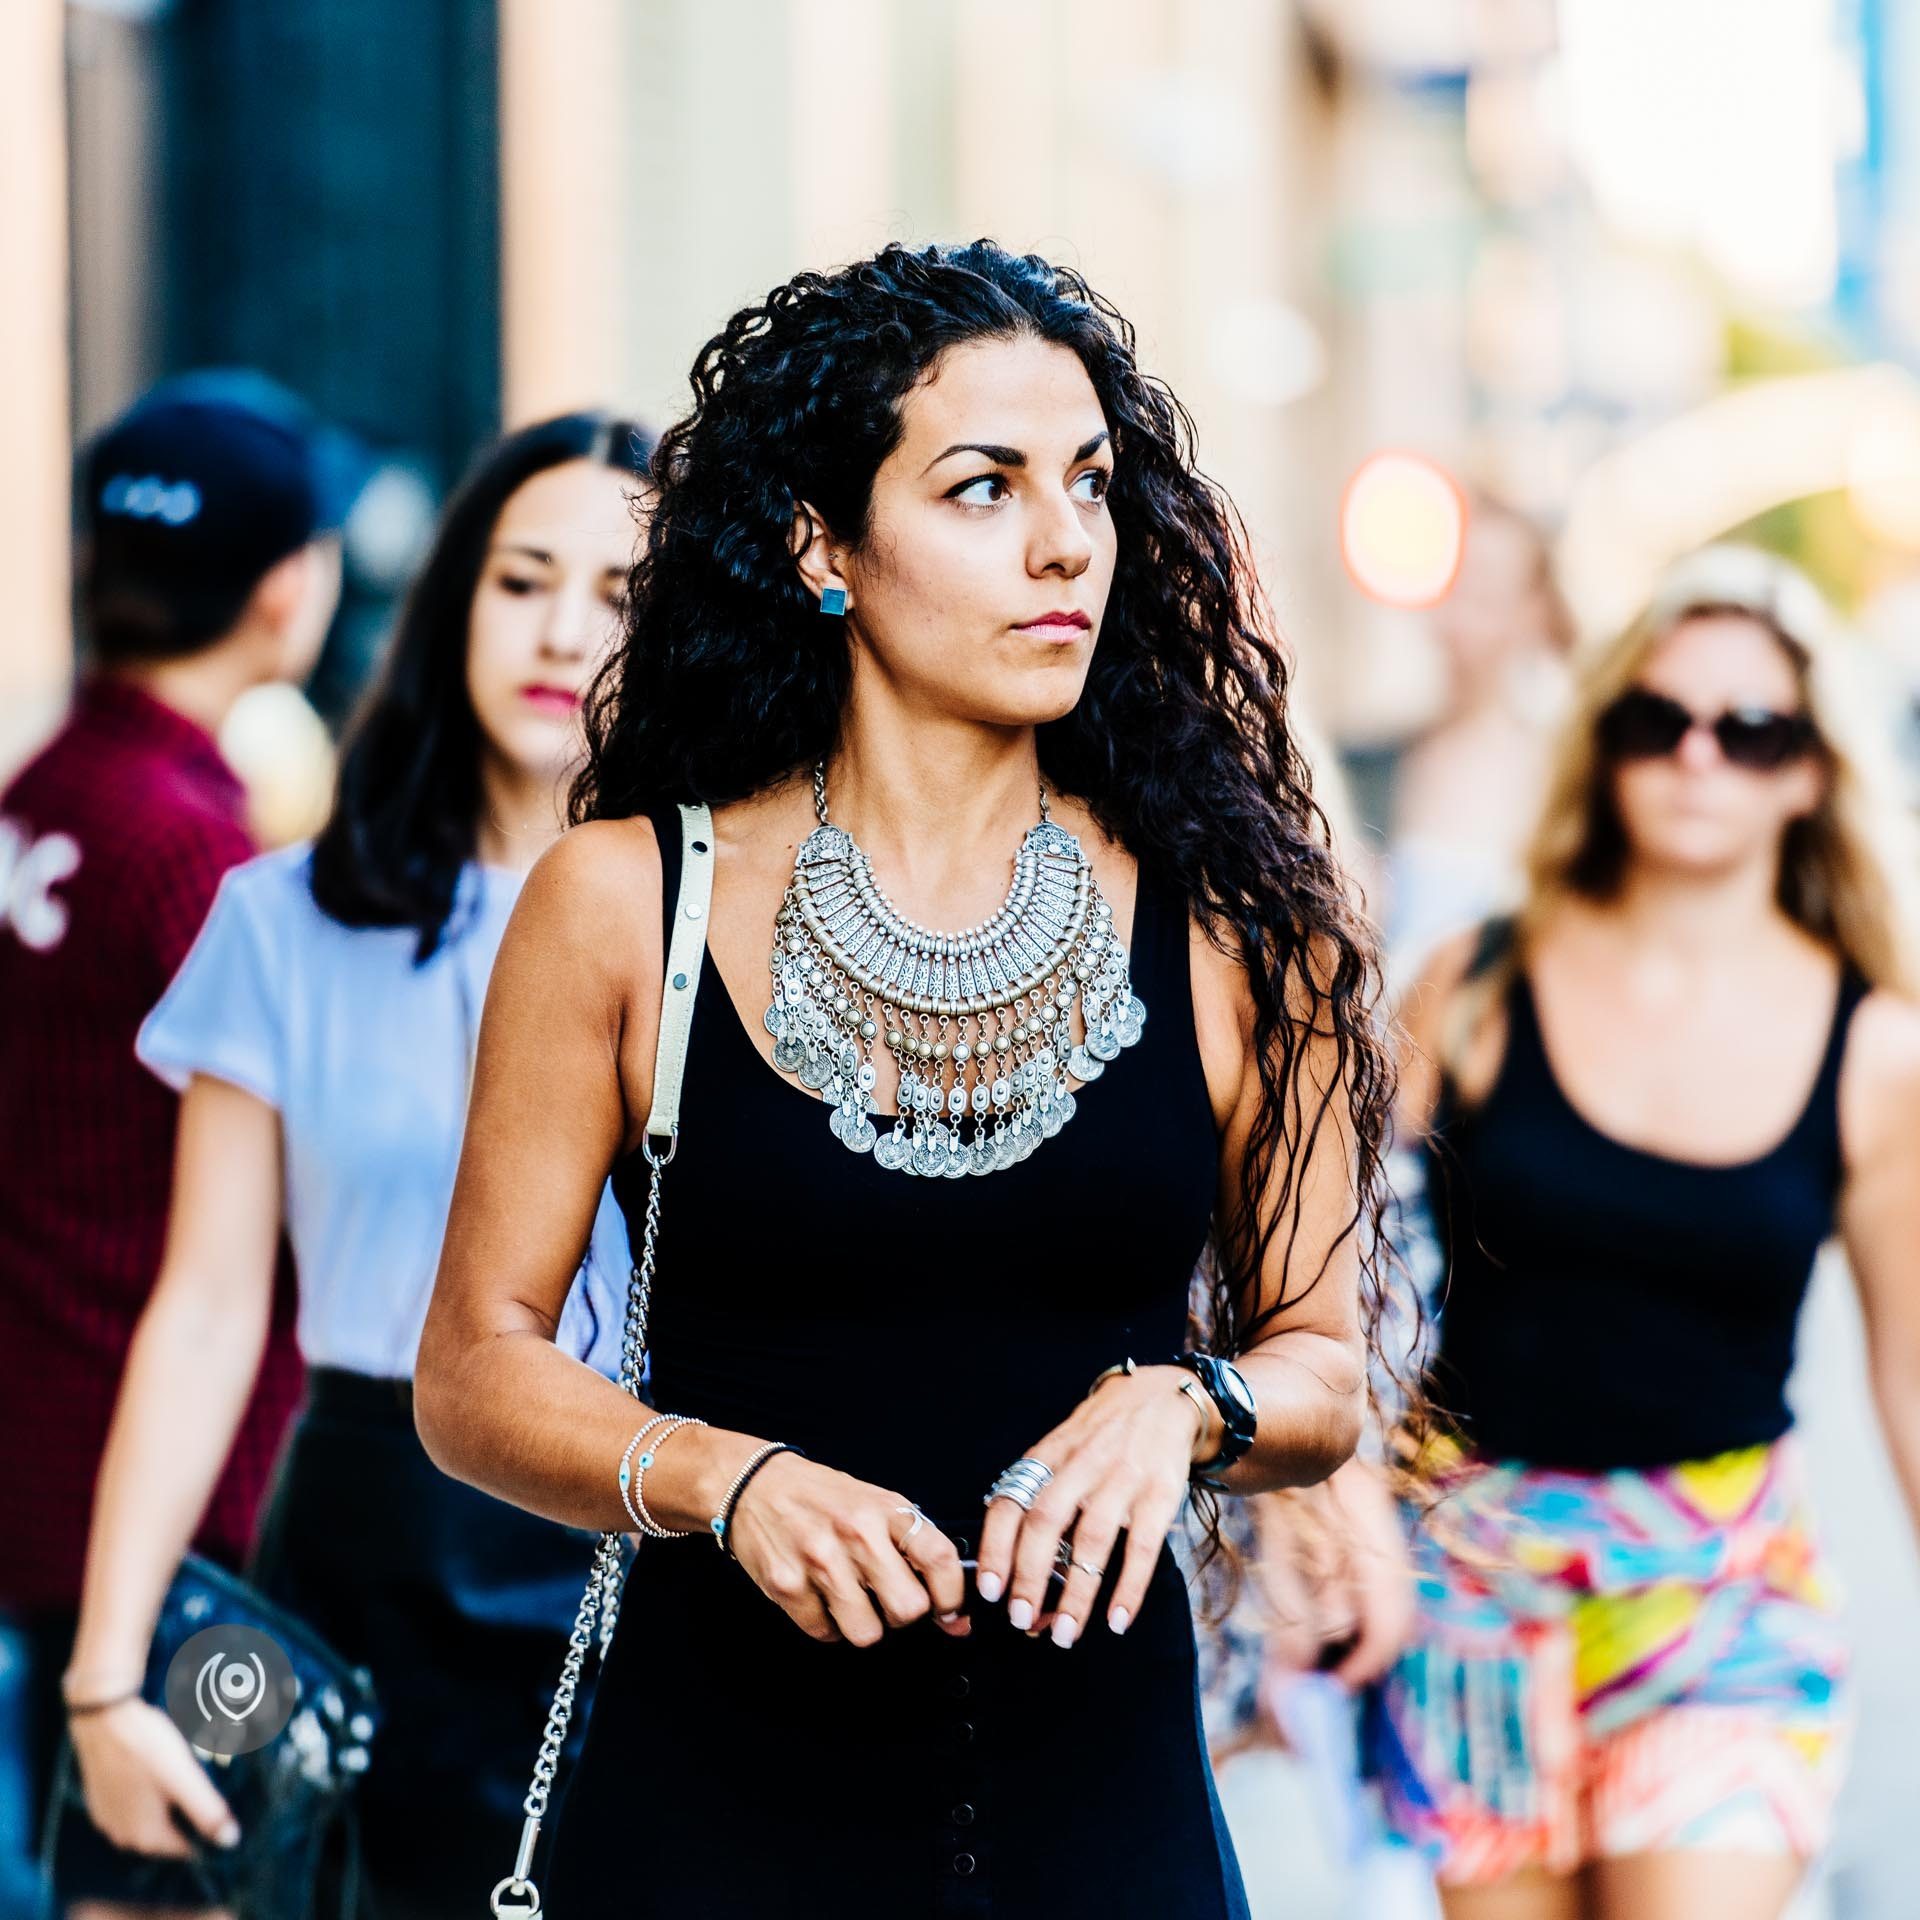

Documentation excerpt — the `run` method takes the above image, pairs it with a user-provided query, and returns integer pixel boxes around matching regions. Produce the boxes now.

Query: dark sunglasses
[1597,687,1818,772]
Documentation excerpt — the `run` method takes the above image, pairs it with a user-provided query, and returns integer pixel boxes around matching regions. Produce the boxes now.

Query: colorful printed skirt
[1373,1435,1850,1885]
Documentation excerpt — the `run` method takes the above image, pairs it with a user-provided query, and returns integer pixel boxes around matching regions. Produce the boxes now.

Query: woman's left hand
[1322,1458,1416,1688]
[974,1365,1210,1647]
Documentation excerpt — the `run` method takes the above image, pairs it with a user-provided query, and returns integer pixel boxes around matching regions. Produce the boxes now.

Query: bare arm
[68,1077,284,1688]
[1221,933,1490,1685]
[65,1075,284,1856]
[1195,928,1369,1491]
[411,821,665,1527]
[978,922,1381,1646]
[413,819,967,1648]
[1836,991,1920,1545]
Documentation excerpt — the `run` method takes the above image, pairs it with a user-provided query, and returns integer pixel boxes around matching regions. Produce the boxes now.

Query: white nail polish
[977,1571,1003,1603]
[1110,1607,1131,1635]
[1052,1614,1079,1649]
[1008,1598,1033,1631]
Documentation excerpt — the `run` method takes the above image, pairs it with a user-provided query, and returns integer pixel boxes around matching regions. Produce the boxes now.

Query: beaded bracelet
[710,1442,805,1557]
[617,1413,706,1539]
[617,1414,676,1532]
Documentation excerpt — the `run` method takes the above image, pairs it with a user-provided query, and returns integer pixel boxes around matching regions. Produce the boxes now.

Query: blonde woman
[1377,546,1920,1920]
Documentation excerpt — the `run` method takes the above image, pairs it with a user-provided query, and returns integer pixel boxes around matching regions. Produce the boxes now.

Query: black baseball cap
[81,372,359,635]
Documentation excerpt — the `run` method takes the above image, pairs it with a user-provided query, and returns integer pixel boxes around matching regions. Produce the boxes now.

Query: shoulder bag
[488,800,713,1918]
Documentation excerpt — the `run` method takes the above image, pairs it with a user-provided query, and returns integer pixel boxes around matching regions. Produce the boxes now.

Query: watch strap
[1170,1352,1257,1478]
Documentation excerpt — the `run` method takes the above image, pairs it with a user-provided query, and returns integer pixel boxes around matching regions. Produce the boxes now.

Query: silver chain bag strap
[489,802,714,1918]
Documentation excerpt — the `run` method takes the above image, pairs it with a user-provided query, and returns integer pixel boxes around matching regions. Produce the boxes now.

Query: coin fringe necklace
[762,765,1146,1178]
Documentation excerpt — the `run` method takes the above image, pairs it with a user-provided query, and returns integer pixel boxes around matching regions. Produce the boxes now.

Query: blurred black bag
[40,1550,380,1919]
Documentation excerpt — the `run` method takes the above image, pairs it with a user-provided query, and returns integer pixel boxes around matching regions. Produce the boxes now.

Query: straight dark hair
[309,412,653,961]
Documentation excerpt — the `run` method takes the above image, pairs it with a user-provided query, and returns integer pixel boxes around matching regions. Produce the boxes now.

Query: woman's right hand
[68,1698,241,1859]
[724,1453,971,1645]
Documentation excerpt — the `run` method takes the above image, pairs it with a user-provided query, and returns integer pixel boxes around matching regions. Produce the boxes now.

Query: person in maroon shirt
[0,379,343,1912]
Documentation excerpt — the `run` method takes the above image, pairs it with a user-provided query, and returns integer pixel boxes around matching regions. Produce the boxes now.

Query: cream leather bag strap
[490,801,713,1919]
[644,800,715,1152]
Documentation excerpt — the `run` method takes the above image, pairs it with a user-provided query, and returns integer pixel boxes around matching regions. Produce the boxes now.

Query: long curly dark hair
[573,240,1411,1574]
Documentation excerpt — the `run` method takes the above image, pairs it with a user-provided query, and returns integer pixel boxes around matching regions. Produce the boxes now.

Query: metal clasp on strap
[641,1122,679,1169]
[489,1816,544,1914]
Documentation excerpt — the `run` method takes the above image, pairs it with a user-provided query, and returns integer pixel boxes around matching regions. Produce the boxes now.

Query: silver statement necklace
[762,765,1146,1177]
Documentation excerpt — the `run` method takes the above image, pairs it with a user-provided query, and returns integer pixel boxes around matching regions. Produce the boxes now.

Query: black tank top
[614,808,1220,1535]
[1429,956,1868,1471]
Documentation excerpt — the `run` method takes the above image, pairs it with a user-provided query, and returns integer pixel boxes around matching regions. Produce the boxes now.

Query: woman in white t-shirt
[59,411,654,1918]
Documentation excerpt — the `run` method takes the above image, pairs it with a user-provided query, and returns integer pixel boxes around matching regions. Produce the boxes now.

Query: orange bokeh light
[1340,452,1467,609]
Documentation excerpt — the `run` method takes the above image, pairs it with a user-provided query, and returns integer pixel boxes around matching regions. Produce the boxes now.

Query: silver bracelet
[617,1415,676,1532]
[617,1414,705,1539]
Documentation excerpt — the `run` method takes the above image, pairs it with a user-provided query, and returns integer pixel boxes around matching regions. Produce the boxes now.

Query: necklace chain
[811,762,1052,829]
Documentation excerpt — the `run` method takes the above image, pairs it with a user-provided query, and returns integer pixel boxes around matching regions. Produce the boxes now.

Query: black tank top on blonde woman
[1428,954,1869,1472]
[542,807,1250,1920]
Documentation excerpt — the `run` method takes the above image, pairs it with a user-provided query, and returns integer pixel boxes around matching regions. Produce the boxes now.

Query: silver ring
[983,1458,1053,1511]
[893,1504,926,1547]
[984,1481,1039,1512]
[990,1463,1052,1494]
[1071,1557,1106,1580]
[994,1468,1049,1493]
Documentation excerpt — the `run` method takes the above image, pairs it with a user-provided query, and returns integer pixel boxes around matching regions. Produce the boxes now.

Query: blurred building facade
[17,1,1920,778]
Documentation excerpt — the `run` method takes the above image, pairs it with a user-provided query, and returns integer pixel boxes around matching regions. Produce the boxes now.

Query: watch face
[1217,1361,1257,1424]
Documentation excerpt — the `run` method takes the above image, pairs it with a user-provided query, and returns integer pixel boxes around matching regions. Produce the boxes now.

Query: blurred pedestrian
[0,381,345,1917]
[413,240,1395,1920]
[1379,546,1920,1920]
[58,413,654,1920]
[1387,496,1573,982]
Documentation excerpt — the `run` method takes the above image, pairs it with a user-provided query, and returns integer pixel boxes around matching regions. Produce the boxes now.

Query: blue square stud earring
[819,585,848,617]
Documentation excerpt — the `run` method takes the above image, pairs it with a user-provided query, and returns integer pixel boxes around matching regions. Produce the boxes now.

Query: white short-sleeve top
[137,842,630,1381]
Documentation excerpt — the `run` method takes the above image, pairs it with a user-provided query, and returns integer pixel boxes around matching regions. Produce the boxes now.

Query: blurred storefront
[15,2,1920,763]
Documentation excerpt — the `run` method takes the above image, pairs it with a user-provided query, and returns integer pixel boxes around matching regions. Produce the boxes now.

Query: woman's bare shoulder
[1395,925,1486,1050]
[1841,985,1920,1167]
[498,821,668,1155]
[1182,908,1364,1131]
[522,816,661,932]
[1393,924,1509,1126]
[506,818,665,1014]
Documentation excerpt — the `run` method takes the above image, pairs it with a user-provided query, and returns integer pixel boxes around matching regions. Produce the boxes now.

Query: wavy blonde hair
[1450,545,1920,1057]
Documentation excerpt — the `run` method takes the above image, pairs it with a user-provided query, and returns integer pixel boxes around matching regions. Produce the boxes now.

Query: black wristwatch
[1169,1353,1258,1487]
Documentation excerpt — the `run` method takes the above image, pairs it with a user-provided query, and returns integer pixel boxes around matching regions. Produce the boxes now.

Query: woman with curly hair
[1380,546,1920,1920]
[415,240,1399,1918]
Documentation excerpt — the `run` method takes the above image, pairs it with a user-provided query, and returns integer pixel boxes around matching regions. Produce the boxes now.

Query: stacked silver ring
[983,1457,1053,1511]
